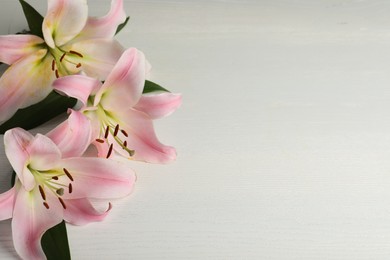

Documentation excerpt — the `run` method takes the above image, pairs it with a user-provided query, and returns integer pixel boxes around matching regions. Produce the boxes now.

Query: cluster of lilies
[0,0,181,259]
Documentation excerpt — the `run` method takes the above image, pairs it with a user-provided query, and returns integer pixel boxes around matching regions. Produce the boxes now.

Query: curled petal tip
[135,92,182,119]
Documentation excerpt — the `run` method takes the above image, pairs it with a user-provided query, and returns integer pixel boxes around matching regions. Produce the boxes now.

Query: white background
[2,0,390,259]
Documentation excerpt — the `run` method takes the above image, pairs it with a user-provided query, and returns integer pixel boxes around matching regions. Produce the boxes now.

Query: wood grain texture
[2,0,390,259]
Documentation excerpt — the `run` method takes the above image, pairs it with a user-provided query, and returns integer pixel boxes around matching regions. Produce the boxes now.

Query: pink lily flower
[0,110,135,259]
[0,0,127,123]
[53,48,182,163]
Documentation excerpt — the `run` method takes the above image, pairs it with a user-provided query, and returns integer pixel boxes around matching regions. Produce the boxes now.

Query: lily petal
[0,35,44,64]
[27,134,62,171]
[60,157,135,199]
[74,0,126,41]
[96,48,145,109]
[63,198,112,225]
[145,59,152,78]
[83,108,102,144]
[4,128,34,190]
[0,187,16,220]
[12,186,63,260]
[64,39,124,80]
[0,49,54,123]
[47,109,92,157]
[116,109,177,163]
[93,139,110,159]
[42,0,88,48]
[53,75,101,106]
[135,93,182,119]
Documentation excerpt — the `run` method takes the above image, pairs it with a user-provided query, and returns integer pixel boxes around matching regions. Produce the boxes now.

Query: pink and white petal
[75,0,126,41]
[0,187,16,220]
[42,0,88,48]
[53,75,101,106]
[83,109,103,141]
[4,128,33,173]
[135,93,182,119]
[116,109,177,163]
[60,157,135,199]
[27,134,62,171]
[20,166,36,192]
[12,187,63,260]
[82,143,99,157]
[63,198,112,225]
[93,140,110,158]
[4,129,35,190]
[95,48,145,110]
[18,56,56,110]
[0,35,44,64]
[145,59,152,79]
[0,49,53,123]
[47,109,92,158]
[64,38,124,80]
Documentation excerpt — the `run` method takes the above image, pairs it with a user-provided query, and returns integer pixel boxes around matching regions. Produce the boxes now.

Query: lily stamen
[55,70,59,78]
[104,126,110,139]
[43,202,50,209]
[51,60,55,71]
[58,197,66,209]
[52,176,59,180]
[60,53,66,62]
[76,63,82,68]
[107,143,113,158]
[63,168,74,181]
[114,124,119,136]
[69,183,73,194]
[100,121,135,157]
[38,185,46,200]
[121,129,128,137]
[69,50,83,58]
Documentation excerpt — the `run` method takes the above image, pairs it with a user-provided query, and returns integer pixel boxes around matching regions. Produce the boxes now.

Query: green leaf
[19,0,44,38]
[143,80,170,94]
[10,171,16,186]
[115,16,130,35]
[41,221,71,260]
[0,91,77,134]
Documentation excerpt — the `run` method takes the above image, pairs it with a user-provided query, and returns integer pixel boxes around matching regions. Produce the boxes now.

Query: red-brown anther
[106,143,113,158]
[52,176,59,180]
[58,197,66,209]
[55,70,59,78]
[69,50,83,58]
[43,202,50,209]
[60,53,66,62]
[51,60,55,71]
[96,138,105,143]
[121,129,128,137]
[114,124,119,137]
[104,126,110,139]
[39,185,46,200]
[63,168,74,181]
[69,183,73,194]
[76,63,82,68]
[123,141,127,148]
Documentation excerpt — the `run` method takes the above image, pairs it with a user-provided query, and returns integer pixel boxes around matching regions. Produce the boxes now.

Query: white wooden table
[2,0,390,259]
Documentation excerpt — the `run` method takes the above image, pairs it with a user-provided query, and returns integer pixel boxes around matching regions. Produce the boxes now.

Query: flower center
[29,166,74,210]
[92,106,135,159]
[49,47,84,78]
